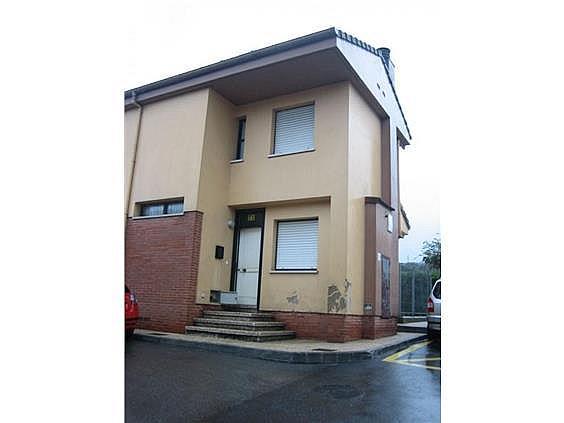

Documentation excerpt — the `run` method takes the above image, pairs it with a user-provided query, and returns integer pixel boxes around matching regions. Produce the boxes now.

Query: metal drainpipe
[125,91,143,226]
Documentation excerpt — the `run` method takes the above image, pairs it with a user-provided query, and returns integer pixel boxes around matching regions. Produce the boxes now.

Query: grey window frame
[139,199,184,217]
[234,117,246,160]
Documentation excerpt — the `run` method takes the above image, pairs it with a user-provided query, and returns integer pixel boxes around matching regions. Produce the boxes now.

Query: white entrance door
[235,227,262,306]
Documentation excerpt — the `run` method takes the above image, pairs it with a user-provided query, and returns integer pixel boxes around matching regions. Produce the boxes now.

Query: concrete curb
[132,332,428,364]
[398,316,426,323]
[397,326,427,334]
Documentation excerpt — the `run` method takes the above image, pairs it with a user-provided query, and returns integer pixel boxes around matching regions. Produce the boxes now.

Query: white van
[426,279,441,337]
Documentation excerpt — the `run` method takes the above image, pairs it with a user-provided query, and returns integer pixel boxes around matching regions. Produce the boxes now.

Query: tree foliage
[421,237,441,271]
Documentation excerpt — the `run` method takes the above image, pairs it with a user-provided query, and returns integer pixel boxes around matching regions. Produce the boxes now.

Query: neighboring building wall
[125,89,211,333]
[127,89,209,216]
[125,212,203,332]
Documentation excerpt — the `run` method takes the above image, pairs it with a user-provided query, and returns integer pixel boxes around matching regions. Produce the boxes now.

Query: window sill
[230,159,244,164]
[132,212,184,220]
[268,148,315,159]
[269,270,318,274]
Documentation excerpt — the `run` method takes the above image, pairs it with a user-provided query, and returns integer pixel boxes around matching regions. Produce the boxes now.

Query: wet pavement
[125,338,440,422]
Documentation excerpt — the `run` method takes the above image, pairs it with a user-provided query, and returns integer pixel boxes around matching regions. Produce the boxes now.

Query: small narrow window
[273,104,314,155]
[140,200,183,217]
[381,255,391,318]
[387,213,393,233]
[235,118,246,160]
[275,219,318,270]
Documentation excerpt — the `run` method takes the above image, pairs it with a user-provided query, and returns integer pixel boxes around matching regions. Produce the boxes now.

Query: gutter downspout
[125,91,143,226]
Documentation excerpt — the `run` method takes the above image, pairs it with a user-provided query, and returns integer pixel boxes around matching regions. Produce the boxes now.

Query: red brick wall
[125,212,203,333]
[272,311,397,342]
[362,315,397,339]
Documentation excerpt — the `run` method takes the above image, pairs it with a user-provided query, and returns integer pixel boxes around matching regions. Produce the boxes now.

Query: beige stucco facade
[124,29,416,343]
[125,80,404,317]
[125,89,209,217]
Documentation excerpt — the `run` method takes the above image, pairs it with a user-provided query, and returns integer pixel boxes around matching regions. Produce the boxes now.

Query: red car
[125,285,139,338]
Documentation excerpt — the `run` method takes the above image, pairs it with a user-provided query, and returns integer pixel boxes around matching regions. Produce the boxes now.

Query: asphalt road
[125,338,440,423]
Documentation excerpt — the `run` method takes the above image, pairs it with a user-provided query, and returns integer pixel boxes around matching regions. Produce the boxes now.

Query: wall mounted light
[227,219,235,229]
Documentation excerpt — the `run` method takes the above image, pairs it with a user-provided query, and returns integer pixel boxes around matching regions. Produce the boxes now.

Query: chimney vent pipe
[377,47,395,86]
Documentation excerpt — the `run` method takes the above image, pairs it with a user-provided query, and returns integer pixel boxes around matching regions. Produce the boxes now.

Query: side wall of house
[347,85,400,338]
[127,89,209,216]
[346,85,383,316]
[125,89,210,332]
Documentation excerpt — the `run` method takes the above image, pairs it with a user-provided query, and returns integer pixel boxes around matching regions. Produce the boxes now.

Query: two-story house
[124,28,411,343]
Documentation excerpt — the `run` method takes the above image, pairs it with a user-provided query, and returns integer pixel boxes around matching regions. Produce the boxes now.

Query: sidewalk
[133,329,427,364]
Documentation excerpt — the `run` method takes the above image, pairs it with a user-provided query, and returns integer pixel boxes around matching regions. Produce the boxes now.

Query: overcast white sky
[126,0,442,262]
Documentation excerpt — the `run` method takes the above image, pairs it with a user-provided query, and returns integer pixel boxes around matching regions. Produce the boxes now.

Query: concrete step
[202,310,274,321]
[398,316,427,323]
[194,318,286,331]
[221,305,258,312]
[185,325,296,342]
[397,322,427,333]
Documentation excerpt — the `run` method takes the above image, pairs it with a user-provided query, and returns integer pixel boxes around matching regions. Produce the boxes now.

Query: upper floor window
[139,200,183,217]
[234,118,246,160]
[273,104,314,155]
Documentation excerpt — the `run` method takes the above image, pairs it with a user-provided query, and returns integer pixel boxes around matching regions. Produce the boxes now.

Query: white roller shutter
[274,104,314,155]
[275,219,318,270]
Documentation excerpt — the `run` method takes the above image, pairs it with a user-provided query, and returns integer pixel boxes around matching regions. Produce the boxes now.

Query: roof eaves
[124,28,412,141]
[380,58,412,140]
[125,27,339,101]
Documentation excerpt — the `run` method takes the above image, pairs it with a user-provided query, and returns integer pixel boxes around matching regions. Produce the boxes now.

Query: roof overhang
[125,28,411,141]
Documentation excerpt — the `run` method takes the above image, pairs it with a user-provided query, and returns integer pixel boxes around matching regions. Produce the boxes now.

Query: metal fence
[400,264,436,316]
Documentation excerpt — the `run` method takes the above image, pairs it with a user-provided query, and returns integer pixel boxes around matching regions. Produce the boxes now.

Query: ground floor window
[139,200,184,217]
[275,218,318,270]
[381,254,391,318]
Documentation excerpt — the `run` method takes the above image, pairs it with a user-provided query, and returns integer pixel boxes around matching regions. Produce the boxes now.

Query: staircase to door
[186,309,295,342]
